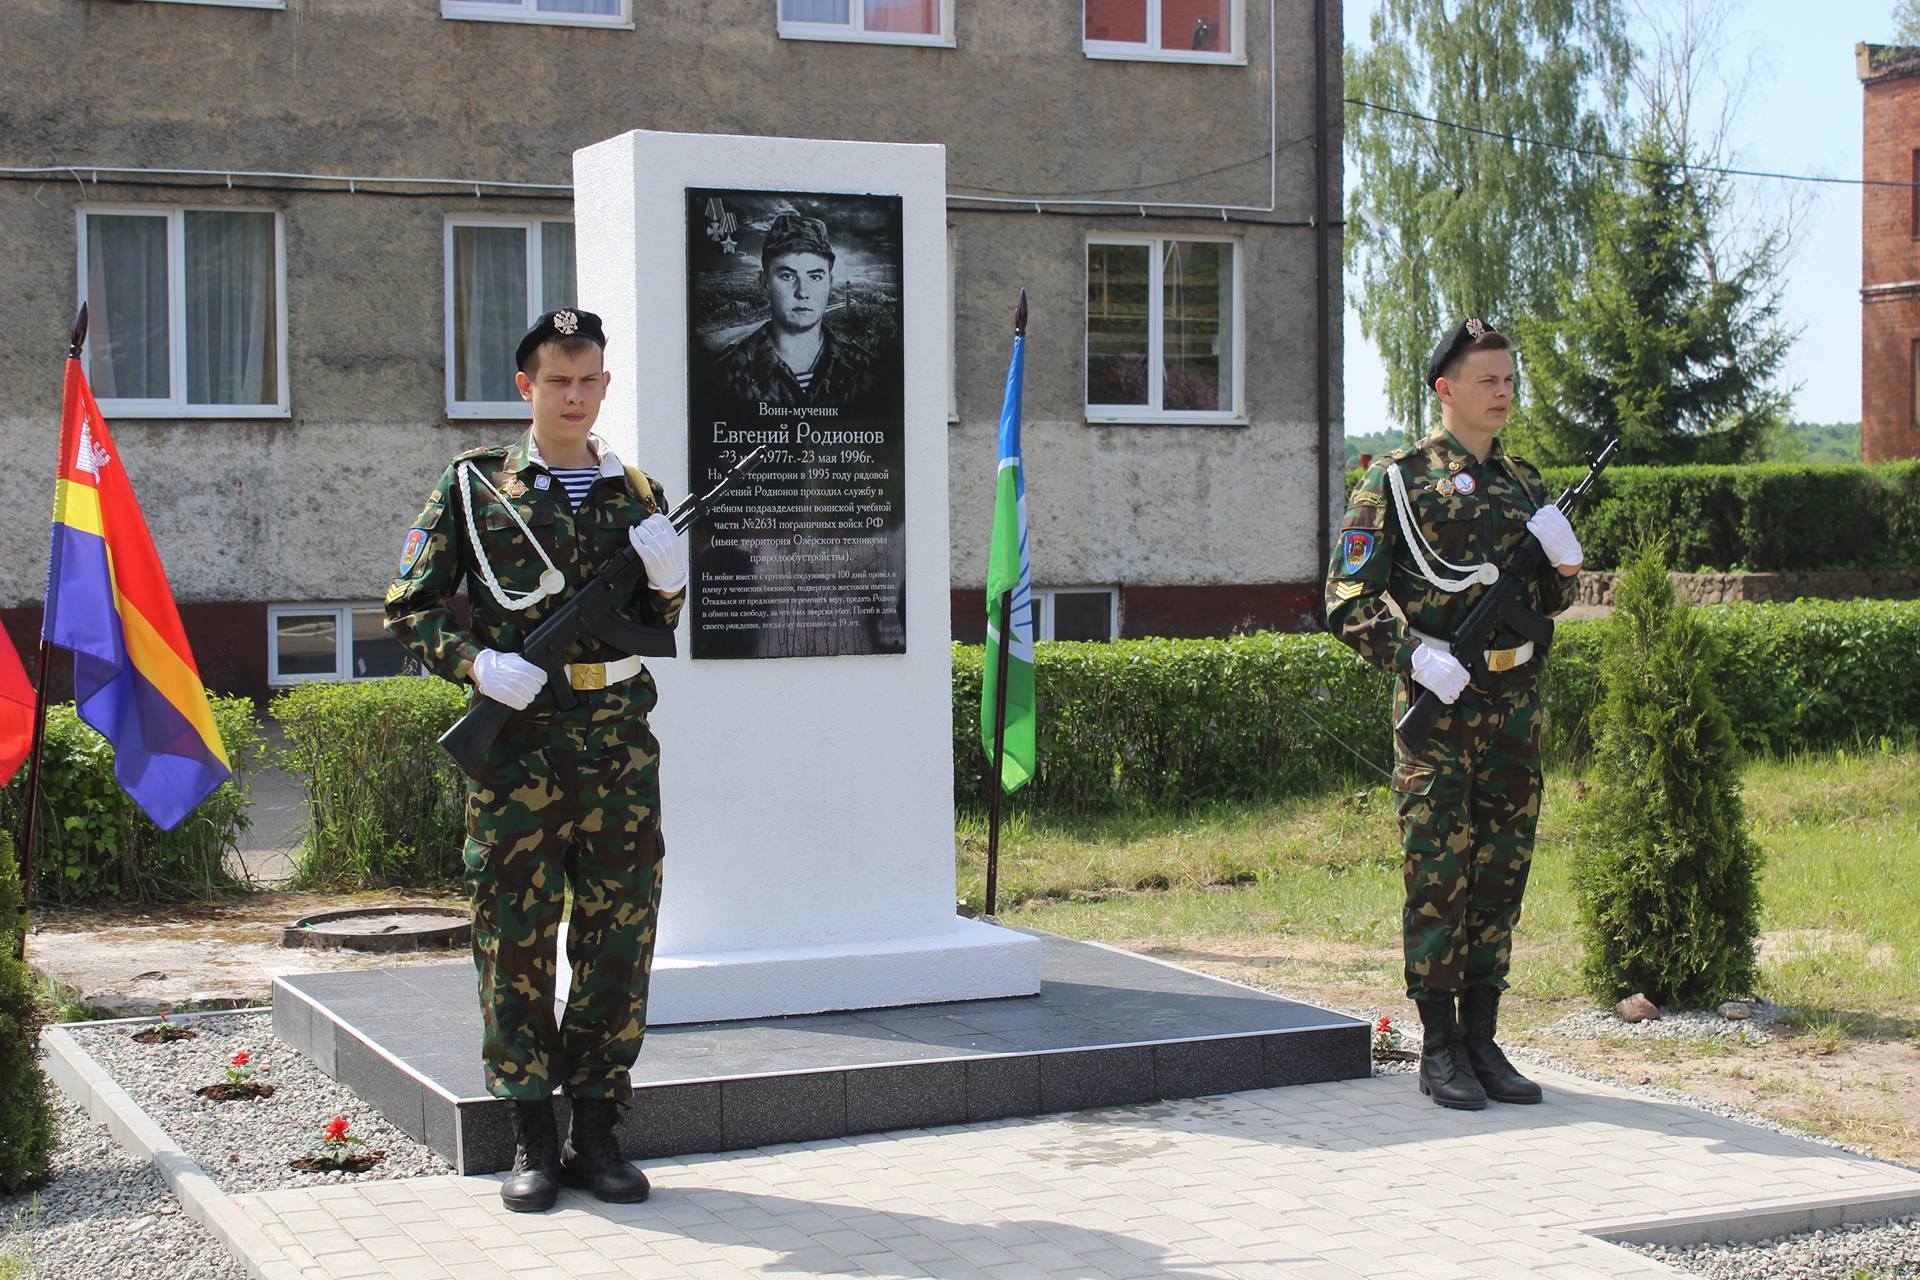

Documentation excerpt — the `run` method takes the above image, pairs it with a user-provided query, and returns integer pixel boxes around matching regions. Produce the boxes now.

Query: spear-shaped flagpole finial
[1014,289,1028,339]
[69,302,89,360]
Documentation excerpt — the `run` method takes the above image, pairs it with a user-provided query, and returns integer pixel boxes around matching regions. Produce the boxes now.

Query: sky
[1341,0,1903,434]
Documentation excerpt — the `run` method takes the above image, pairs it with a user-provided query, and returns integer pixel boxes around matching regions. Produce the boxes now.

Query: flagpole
[983,290,1028,922]
[14,303,83,953]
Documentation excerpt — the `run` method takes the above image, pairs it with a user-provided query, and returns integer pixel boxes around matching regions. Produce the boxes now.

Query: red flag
[0,624,31,786]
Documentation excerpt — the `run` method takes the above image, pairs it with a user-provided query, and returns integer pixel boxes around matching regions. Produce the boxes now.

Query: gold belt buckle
[571,662,606,690]
[1486,647,1520,674]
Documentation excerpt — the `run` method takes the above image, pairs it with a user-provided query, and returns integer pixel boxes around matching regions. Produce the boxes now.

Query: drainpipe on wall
[1313,0,1334,622]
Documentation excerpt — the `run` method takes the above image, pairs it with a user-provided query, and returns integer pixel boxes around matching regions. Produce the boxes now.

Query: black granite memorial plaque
[686,187,906,659]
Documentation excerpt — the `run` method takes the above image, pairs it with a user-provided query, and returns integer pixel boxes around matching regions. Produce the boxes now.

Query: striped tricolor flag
[44,359,229,830]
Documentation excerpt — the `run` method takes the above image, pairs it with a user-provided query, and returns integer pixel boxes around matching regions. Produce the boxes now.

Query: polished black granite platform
[272,932,1370,1174]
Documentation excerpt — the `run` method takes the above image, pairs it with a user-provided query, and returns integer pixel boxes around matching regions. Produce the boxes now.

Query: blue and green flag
[982,328,1035,793]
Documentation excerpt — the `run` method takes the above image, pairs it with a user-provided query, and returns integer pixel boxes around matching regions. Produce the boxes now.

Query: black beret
[762,213,835,266]
[515,308,606,372]
[1425,317,1501,388]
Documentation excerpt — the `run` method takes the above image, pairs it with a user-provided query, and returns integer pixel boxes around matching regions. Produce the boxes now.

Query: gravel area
[64,1011,451,1196]
[1632,1215,1920,1279]
[0,1092,248,1280]
[1538,999,1783,1045]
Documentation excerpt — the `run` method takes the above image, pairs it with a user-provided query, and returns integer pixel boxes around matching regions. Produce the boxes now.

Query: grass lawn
[957,743,1920,1162]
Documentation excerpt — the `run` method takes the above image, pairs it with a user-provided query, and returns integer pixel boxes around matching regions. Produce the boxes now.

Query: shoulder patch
[398,528,430,575]
[1340,529,1376,575]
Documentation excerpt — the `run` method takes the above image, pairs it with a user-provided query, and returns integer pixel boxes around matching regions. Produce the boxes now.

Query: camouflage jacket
[1325,429,1577,682]
[385,431,685,716]
[708,321,882,414]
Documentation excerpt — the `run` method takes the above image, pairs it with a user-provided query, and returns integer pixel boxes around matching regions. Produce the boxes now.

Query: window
[1910,150,1919,239]
[1911,339,1920,429]
[78,207,288,418]
[445,218,576,417]
[947,225,959,422]
[1084,0,1243,62]
[268,606,413,685]
[442,0,630,27]
[779,0,955,46]
[1086,236,1240,422]
[1035,589,1118,642]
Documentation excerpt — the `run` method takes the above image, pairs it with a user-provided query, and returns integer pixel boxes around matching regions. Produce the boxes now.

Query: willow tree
[1346,0,1632,436]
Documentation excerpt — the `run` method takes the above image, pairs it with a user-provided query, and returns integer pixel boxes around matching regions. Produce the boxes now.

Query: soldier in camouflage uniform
[386,309,685,1211]
[704,212,887,418]
[1325,320,1585,1111]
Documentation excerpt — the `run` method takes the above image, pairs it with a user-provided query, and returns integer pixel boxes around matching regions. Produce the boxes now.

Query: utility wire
[1346,97,1906,189]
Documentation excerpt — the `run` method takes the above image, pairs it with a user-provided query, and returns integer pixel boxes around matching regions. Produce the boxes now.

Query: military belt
[1409,629,1534,675]
[564,655,645,691]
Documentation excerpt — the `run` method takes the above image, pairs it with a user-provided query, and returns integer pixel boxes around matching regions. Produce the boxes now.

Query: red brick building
[1859,43,1920,462]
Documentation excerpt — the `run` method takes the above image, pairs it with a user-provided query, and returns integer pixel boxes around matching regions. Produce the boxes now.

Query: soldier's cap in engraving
[761,213,835,267]
[1425,317,1504,389]
[515,307,607,372]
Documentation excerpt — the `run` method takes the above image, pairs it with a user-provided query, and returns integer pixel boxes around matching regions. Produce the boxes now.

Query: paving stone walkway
[226,1066,1920,1280]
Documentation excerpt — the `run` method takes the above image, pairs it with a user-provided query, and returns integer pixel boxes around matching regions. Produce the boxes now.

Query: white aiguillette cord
[458,461,567,611]
[1386,461,1500,594]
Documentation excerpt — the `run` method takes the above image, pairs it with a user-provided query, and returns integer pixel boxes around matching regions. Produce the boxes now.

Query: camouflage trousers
[1390,676,1543,1000]
[462,690,664,1102]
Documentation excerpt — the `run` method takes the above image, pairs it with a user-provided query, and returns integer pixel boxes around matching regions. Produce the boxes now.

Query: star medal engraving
[553,310,579,336]
[1435,478,1455,497]
[704,198,739,255]
[539,568,565,596]
[497,472,528,499]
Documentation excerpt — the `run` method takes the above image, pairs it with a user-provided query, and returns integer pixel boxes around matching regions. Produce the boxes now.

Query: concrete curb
[43,1013,311,1280]
[1581,1184,1920,1247]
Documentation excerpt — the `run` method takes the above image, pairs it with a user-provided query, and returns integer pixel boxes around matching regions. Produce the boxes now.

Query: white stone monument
[569,129,1042,1024]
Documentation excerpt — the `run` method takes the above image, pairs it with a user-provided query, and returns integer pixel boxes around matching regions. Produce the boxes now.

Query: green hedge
[1339,461,1920,573]
[954,599,1920,811]
[272,678,468,890]
[0,698,264,905]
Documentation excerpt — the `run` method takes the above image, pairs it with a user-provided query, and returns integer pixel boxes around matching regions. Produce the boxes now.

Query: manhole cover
[282,907,470,953]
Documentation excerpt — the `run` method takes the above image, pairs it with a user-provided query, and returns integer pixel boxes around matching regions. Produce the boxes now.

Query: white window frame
[268,604,413,685]
[947,225,959,424]
[444,215,575,419]
[1082,0,1246,64]
[1034,588,1120,642]
[778,0,956,47]
[75,205,290,420]
[441,0,633,29]
[1085,234,1244,424]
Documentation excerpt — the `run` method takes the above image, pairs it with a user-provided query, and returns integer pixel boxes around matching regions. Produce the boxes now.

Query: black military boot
[1415,996,1488,1110]
[1460,986,1543,1104]
[500,1098,562,1213]
[560,1097,651,1203]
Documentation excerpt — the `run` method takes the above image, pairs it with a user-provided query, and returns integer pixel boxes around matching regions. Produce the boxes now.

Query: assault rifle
[439,445,767,776]
[1394,436,1619,750]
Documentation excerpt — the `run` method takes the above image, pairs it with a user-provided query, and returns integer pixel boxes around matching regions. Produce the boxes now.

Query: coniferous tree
[0,830,57,1194]
[1573,543,1763,1006]
[1506,129,1791,465]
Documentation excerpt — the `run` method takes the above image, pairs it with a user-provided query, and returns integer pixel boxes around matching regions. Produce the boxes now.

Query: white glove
[471,648,546,710]
[1527,503,1583,568]
[1411,643,1469,705]
[629,513,687,594]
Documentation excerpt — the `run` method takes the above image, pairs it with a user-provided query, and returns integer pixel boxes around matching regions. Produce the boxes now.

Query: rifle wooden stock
[437,445,767,776]
[1394,437,1619,752]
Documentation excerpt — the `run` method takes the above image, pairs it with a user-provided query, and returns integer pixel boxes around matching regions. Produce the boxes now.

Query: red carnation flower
[324,1116,350,1142]
[231,1051,251,1068]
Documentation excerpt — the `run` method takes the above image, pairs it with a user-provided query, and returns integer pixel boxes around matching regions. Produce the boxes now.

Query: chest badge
[497,472,529,499]
[1453,472,1476,495]
[1435,478,1456,498]
[534,474,552,490]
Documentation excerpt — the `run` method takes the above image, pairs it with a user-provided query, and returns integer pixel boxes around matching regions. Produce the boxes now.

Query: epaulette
[454,444,510,463]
